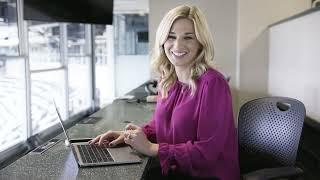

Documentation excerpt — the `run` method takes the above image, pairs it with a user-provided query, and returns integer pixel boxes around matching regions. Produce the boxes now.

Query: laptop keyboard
[78,144,114,163]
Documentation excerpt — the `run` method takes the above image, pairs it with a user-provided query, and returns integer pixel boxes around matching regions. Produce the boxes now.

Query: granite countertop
[0,99,156,180]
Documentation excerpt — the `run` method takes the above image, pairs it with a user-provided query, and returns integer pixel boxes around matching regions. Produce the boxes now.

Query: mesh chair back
[238,97,305,170]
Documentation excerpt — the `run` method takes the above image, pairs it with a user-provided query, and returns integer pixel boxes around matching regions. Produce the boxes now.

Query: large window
[28,21,68,135]
[112,13,150,97]
[0,0,26,152]
[94,24,115,107]
[28,22,61,70]
[93,13,149,107]
[0,0,150,155]
[67,23,91,115]
[114,14,148,55]
[0,0,19,56]
[0,57,26,152]
[30,70,66,134]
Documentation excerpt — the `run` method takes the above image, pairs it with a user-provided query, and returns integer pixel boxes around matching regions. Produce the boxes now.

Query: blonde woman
[91,5,240,180]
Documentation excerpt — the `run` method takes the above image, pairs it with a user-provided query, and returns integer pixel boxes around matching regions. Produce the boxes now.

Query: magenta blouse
[142,68,240,180]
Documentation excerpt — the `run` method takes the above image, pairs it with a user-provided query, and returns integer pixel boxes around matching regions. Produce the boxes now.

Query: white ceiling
[114,0,149,14]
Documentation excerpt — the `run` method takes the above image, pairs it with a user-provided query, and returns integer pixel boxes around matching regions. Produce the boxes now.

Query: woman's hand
[123,124,159,157]
[124,123,140,131]
[89,130,125,147]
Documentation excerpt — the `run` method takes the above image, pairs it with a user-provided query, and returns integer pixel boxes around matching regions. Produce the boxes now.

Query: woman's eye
[185,36,193,40]
[167,35,176,40]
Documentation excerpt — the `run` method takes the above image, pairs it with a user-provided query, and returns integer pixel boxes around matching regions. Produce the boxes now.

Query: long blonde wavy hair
[151,5,215,98]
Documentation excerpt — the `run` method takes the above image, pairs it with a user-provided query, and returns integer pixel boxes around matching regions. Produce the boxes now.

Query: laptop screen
[52,99,71,143]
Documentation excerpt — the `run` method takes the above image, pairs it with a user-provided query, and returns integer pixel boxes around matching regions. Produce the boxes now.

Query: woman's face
[163,18,201,70]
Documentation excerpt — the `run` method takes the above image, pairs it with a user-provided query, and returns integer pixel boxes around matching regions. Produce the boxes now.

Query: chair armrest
[242,166,303,180]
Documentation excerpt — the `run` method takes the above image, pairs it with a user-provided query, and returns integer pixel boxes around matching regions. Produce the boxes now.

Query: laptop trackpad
[108,146,141,163]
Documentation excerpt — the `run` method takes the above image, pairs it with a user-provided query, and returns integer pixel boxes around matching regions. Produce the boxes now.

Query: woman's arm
[141,117,157,143]
[141,94,160,143]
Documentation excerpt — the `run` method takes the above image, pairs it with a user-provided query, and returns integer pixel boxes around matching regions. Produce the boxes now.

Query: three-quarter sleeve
[141,94,160,143]
[157,77,238,178]
[141,115,157,143]
[141,93,161,143]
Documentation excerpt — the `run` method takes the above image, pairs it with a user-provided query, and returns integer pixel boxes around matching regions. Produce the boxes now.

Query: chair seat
[242,166,303,180]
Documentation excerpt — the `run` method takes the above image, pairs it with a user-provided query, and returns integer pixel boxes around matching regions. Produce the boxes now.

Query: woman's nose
[173,38,184,49]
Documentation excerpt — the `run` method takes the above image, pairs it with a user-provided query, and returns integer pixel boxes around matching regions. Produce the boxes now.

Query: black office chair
[238,97,306,180]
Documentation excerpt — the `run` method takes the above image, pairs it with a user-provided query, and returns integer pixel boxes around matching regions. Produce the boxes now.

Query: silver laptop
[53,100,142,167]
